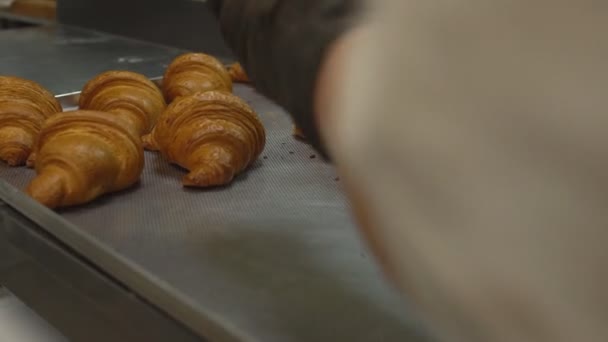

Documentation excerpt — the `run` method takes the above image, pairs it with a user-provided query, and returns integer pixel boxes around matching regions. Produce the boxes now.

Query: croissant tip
[26,152,37,168]
[182,164,235,188]
[182,173,205,187]
[26,170,67,209]
[142,134,159,151]
[0,146,29,167]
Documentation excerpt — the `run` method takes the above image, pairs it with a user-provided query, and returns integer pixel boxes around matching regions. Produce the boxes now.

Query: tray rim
[0,162,251,342]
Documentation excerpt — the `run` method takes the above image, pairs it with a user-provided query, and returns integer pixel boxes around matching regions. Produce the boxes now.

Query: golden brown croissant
[163,53,232,103]
[227,63,250,83]
[0,76,62,166]
[26,110,144,209]
[143,91,266,187]
[79,71,166,136]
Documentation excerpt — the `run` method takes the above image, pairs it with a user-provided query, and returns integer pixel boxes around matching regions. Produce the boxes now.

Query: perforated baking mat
[0,84,429,342]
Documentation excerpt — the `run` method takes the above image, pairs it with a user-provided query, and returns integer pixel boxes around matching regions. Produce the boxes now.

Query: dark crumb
[334,177,340,182]
[263,156,268,160]
[289,151,294,155]
[280,156,285,160]
[281,143,286,146]
[309,154,316,159]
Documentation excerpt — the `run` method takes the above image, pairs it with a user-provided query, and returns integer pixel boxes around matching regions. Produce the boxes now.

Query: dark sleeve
[211,0,363,156]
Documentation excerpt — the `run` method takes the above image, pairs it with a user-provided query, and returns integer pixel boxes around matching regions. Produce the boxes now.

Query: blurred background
[1,0,231,57]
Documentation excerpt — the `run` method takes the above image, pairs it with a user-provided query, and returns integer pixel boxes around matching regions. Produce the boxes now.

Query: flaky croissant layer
[26,110,144,209]
[79,70,166,136]
[163,53,233,103]
[144,91,265,187]
[0,76,62,166]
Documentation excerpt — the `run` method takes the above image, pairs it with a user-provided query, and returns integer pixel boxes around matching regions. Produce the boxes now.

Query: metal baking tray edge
[0,182,249,342]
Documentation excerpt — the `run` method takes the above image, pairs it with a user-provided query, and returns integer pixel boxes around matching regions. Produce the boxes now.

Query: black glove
[209,0,362,156]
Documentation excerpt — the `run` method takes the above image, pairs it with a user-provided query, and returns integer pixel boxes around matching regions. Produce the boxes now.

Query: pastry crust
[0,76,62,166]
[293,125,307,140]
[26,110,144,209]
[163,53,232,103]
[79,70,166,136]
[144,91,266,187]
[227,63,250,83]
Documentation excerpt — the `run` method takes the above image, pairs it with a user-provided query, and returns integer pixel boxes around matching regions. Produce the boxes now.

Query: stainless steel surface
[1,199,207,342]
[0,26,431,341]
[0,25,184,94]
[0,292,67,342]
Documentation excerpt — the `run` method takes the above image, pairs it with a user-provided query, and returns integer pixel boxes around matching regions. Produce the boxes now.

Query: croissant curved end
[142,132,159,151]
[26,152,37,168]
[26,168,67,209]
[227,63,249,83]
[182,162,235,188]
[0,144,29,167]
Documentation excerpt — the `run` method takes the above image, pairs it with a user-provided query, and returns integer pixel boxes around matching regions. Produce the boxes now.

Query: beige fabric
[325,1,608,341]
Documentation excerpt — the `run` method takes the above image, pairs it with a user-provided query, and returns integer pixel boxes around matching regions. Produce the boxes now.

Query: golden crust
[144,91,265,187]
[79,70,166,136]
[162,53,232,103]
[26,110,144,209]
[0,76,62,166]
[227,63,250,83]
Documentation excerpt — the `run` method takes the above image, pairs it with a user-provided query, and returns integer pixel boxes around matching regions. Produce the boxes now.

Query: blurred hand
[208,0,362,155]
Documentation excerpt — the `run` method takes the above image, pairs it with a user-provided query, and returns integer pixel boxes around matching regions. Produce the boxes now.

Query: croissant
[0,76,62,166]
[26,110,144,209]
[143,91,266,187]
[79,71,166,136]
[293,125,307,140]
[162,53,232,103]
[227,63,250,83]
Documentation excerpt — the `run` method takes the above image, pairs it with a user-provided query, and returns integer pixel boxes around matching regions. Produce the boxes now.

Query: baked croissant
[79,71,166,136]
[26,110,144,209]
[143,91,265,187]
[0,76,62,166]
[227,63,250,83]
[163,53,232,103]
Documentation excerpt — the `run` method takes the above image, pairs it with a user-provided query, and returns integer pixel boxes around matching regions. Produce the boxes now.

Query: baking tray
[0,83,430,341]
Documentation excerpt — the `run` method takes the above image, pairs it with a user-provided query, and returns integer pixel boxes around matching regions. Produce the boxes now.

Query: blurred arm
[325,1,608,341]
